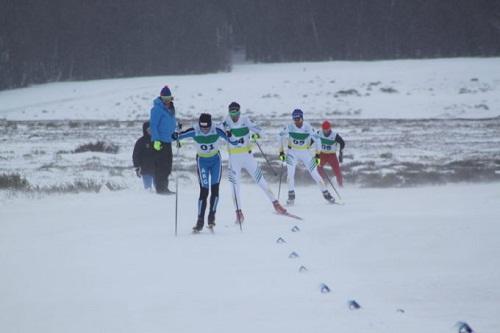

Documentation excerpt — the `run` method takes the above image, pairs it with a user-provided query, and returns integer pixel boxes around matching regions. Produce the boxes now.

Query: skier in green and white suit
[222,102,287,223]
[278,109,335,205]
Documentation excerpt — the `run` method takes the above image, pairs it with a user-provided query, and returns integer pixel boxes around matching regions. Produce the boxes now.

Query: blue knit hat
[160,85,172,97]
[292,109,303,119]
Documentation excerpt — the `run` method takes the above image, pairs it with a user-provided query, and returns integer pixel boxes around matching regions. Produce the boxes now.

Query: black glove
[339,151,343,163]
[135,167,141,178]
[172,132,179,140]
[226,130,232,138]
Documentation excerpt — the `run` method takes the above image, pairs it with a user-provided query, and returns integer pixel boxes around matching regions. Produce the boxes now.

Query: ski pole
[277,161,284,201]
[228,158,243,232]
[323,170,342,201]
[174,138,180,236]
[254,140,278,176]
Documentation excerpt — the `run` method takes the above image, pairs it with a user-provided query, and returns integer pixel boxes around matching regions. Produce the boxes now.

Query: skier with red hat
[317,120,345,187]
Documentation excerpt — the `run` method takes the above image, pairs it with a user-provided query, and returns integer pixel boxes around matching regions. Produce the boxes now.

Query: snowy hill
[1,57,499,121]
[1,58,500,332]
[1,58,500,190]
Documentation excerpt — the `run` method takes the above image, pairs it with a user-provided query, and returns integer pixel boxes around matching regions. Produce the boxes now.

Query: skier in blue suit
[173,113,231,232]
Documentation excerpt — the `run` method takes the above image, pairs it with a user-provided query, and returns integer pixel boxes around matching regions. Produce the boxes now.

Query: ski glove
[279,151,286,162]
[171,132,179,140]
[153,141,162,151]
[135,167,141,178]
[251,133,261,141]
[314,153,321,166]
[339,151,343,163]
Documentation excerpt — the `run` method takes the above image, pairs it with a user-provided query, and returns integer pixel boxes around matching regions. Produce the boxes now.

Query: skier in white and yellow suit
[278,108,335,205]
[222,101,287,223]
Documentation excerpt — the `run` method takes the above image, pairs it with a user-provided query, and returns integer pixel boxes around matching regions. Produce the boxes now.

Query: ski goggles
[229,110,240,116]
[160,95,174,102]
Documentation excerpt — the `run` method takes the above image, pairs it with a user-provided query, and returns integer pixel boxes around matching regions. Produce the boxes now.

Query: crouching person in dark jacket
[133,121,155,190]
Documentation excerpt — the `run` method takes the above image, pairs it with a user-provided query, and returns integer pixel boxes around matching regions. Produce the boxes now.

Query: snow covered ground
[1,58,500,332]
[1,58,500,190]
[1,57,499,121]
[1,183,499,332]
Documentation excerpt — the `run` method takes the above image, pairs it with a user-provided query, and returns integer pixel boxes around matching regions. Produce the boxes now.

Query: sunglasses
[229,110,240,116]
[293,117,303,121]
[160,96,174,102]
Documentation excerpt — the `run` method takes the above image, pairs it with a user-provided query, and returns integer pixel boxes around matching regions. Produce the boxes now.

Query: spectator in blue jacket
[150,85,177,194]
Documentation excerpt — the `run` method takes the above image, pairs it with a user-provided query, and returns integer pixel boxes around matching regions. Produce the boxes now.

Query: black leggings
[198,183,219,219]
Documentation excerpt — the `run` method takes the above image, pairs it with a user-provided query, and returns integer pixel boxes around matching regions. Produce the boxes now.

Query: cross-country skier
[222,101,287,223]
[173,113,229,233]
[132,121,155,190]
[317,120,345,187]
[278,109,335,205]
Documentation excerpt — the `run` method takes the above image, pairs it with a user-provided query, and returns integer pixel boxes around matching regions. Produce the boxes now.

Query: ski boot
[192,217,204,233]
[322,190,335,203]
[207,213,216,231]
[273,200,287,214]
[235,209,245,224]
[286,190,295,206]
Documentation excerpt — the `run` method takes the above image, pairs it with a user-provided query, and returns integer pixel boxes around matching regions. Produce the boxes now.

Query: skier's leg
[242,155,286,213]
[208,154,221,224]
[195,156,210,230]
[243,155,276,203]
[286,151,298,203]
[197,187,209,221]
[331,154,343,187]
[300,151,327,191]
[286,151,298,192]
[228,156,243,210]
[208,183,219,224]
[317,153,328,180]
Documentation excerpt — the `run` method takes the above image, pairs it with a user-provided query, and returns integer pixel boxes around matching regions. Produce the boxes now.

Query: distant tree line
[1,0,499,90]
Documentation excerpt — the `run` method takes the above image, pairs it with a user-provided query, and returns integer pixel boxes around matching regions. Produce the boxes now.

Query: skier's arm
[176,127,196,141]
[335,134,345,151]
[216,127,229,141]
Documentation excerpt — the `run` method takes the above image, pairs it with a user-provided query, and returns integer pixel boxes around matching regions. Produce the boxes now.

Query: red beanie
[322,120,331,130]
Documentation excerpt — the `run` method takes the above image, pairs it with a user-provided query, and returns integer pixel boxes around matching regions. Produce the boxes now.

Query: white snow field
[1,57,499,120]
[1,58,500,332]
[1,183,500,333]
